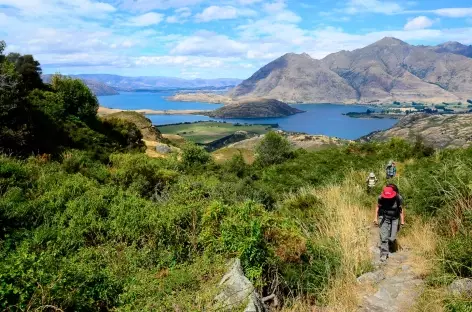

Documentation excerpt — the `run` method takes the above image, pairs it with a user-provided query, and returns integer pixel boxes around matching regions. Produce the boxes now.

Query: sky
[1,0,472,79]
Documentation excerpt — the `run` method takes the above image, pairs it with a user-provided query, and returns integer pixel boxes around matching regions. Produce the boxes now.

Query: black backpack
[379,195,401,218]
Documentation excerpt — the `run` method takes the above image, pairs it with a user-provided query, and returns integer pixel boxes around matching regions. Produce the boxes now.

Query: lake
[98,92,398,140]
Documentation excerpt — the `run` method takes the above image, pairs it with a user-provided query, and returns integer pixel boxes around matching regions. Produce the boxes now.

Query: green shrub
[442,234,472,278]
[109,153,178,198]
[181,142,211,168]
[255,131,292,167]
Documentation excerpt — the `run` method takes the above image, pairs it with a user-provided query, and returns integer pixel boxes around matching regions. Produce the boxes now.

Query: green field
[158,121,272,144]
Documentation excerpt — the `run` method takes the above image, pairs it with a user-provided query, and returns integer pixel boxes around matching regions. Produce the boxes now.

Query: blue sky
[1,0,472,79]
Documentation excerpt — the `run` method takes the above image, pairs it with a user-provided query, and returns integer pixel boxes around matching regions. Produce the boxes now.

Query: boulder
[214,259,266,311]
[155,144,172,154]
[448,278,472,297]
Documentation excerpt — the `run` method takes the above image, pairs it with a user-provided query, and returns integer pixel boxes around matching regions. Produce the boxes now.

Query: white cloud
[166,7,191,23]
[195,6,257,22]
[432,8,472,18]
[404,16,435,31]
[273,10,302,23]
[117,0,204,12]
[171,31,248,57]
[238,0,263,5]
[134,55,227,68]
[127,12,164,26]
[263,0,287,14]
[344,0,403,14]
[260,0,301,23]
[0,0,116,18]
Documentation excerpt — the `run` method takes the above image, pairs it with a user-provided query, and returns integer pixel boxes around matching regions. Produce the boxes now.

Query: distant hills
[41,74,242,96]
[230,37,472,104]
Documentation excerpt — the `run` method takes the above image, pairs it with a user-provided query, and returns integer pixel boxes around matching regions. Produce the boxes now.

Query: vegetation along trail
[1,40,471,311]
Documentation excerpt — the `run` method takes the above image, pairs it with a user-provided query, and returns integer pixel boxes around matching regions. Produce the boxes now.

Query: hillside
[169,92,238,104]
[205,99,304,118]
[429,41,472,58]
[231,37,472,104]
[101,111,162,142]
[229,52,358,103]
[360,113,472,148]
[42,74,118,96]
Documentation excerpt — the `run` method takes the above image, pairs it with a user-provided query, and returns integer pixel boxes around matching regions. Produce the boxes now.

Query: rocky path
[357,226,425,312]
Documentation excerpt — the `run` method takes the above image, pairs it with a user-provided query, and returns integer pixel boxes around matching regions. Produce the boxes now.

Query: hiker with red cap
[374,185,405,262]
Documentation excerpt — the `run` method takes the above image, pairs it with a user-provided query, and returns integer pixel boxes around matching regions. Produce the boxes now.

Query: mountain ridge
[230,37,472,104]
[45,74,242,92]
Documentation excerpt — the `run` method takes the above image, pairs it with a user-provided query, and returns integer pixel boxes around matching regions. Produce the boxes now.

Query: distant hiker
[373,185,405,262]
[366,172,378,193]
[386,160,397,179]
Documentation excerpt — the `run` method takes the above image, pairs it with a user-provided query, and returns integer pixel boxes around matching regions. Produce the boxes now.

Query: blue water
[98,93,397,140]
[98,91,223,111]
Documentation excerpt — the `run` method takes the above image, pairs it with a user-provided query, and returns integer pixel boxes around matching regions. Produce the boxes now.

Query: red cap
[382,186,397,199]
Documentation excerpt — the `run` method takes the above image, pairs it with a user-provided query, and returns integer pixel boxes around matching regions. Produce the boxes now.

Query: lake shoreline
[98,92,399,140]
[98,106,209,116]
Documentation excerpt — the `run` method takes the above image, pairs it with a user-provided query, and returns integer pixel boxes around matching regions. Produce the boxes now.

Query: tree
[7,53,43,91]
[0,61,33,153]
[27,89,65,122]
[51,74,99,122]
[181,143,211,167]
[255,131,292,167]
[0,40,6,63]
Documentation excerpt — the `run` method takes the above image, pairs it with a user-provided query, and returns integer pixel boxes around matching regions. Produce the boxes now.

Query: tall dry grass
[282,171,373,311]
[283,168,441,311]
[316,172,372,311]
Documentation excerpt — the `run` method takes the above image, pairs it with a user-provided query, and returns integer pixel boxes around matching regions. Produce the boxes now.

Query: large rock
[448,278,472,297]
[155,144,172,154]
[214,259,266,311]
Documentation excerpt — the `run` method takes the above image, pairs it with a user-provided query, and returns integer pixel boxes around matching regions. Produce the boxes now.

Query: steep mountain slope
[323,37,470,103]
[230,53,358,103]
[232,37,472,104]
[42,74,118,96]
[429,41,472,58]
[360,113,472,148]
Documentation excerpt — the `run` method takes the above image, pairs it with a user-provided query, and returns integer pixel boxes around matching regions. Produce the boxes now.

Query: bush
[181,142,211,168]
[255,131,292,167]
[109,153,178,198]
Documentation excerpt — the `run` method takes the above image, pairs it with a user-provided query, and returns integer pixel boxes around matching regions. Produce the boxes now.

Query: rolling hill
[205,99,304,118]
[360,113,472,149]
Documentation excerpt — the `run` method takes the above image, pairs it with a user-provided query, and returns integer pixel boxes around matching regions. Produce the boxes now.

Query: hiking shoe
[380,255,388,262]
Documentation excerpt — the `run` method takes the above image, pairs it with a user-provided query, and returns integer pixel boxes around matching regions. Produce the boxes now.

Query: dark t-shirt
[378,194,403,218]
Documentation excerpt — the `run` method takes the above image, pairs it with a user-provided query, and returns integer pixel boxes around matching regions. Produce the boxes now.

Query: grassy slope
[159,122,270,144]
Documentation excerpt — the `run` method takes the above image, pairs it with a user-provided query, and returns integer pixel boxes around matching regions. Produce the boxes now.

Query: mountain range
[41,74,242,96]
[230,38,472,104]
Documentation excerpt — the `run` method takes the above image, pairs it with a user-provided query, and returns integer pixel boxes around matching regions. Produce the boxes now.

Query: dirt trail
[357,225,425,312]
